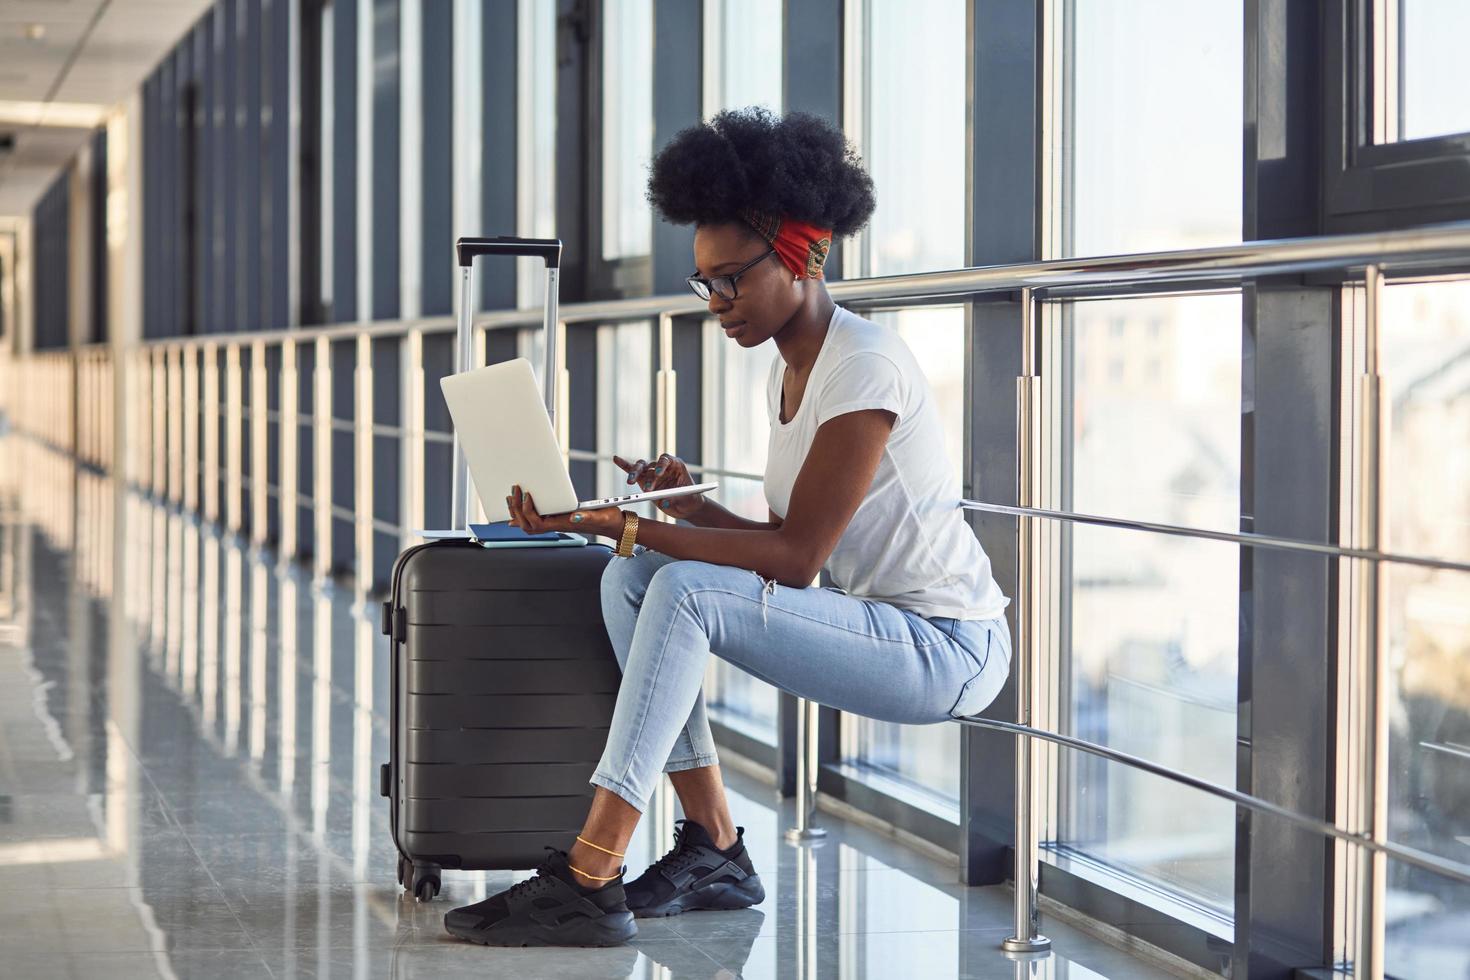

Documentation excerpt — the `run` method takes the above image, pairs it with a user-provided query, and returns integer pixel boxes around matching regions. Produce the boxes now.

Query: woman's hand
[505,484,626,539]
[614,453,707,521]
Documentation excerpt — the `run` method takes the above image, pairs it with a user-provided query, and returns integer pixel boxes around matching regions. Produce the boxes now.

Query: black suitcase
[379,238,621,901]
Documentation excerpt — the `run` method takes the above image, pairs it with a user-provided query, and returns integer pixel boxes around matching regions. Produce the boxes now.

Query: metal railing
[8,219,1470,976]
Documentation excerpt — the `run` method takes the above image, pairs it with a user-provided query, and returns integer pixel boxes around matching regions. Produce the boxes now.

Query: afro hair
[645,107,876,238]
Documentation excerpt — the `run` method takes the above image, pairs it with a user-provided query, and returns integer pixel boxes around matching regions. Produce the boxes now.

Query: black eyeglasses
[686,248,775,302]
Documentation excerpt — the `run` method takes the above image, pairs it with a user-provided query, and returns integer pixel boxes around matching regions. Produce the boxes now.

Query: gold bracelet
[567,863,622,882]
[615,512,640,558]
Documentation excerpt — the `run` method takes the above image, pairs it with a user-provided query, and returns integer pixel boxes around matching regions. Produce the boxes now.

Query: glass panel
[841,308,965,805]
[516,0,557,308]
[1392,0,1470,142]
[600,0,653,261]
[595,322,657,519]
[1381,280,1470,977]
[697,0,785,738]
[1055,294,1241,916]
[699,319,780,736]
[851,0,966,277]
[1064,0,1242,257]
[704,0,784,115]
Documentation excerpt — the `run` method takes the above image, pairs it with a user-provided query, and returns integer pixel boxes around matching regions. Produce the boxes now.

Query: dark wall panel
[196,21,214,335]
[370,0,400,321]
[215,347,229,510]
[566,326,597,496]
[295,342,317,559]
[175,39,191,336]
[330,338,355,574]
[650,0,701,295]
[237,0,263,332]
[214,4,238,333]
[331,0,360,323]
[143,74,159,338]
[32,171,70,351]
[161,52,177,336]
[372,433,398,524]
[419,0,453,316]
[89,129,108,345]
[263,0,293,329]
[480,1,517,309]
[238,353,254,537]
[265,344,282,544]
[421,332,454,528]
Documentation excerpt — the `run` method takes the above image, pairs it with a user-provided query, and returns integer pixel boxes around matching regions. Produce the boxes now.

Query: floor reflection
[0,434,1182,978]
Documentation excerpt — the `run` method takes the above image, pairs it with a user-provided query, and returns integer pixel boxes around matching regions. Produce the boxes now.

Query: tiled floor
[0,435,1186,978]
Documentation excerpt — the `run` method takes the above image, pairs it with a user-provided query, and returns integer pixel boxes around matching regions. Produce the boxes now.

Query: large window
[516,0,556,309]
[846,0,965,278]
[1051,295,1241,918]
[697,0,786,741]
[1064,0,1242,257]
[1383,0,1470,142]
[839,307,967,806]
[836,0,968,805]
[1380,279,1470,978]
[1047,0,1244,921]
[600,0,653,262]
[595,321,656,517]
[702,0,783,116]
[700,320,780,736]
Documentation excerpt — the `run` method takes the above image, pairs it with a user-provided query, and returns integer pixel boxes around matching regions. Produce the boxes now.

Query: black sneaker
[625,819,765,918]
[443,847,638,947]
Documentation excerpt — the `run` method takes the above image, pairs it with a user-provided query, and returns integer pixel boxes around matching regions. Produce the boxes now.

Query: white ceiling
[0,0,215,218]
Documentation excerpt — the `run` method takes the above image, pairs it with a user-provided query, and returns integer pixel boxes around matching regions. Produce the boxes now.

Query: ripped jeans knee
[753,570,778,628]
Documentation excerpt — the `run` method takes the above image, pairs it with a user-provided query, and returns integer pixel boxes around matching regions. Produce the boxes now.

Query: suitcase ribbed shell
[386,540,618,870]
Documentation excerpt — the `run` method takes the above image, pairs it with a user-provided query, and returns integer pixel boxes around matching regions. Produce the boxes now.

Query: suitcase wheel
[396,854,408,886]
[408,863,441,903]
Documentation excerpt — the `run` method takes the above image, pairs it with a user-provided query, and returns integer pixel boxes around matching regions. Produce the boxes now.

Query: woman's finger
[626,458,648,485]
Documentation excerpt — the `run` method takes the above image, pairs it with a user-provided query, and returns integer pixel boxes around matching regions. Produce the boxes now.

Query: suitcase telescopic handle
[455,236,562,269]
[451,236,563,529]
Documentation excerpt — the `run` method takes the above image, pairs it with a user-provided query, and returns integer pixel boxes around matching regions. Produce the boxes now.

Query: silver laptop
[440,358,717,522]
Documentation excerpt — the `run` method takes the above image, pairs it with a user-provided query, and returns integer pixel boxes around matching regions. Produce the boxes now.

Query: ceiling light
[24,24,46,41]
[0,101,108,129]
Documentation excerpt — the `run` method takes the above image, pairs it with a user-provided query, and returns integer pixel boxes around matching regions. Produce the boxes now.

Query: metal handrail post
[1003,287,1050,954]
[785,697,827,842]
[450,268,474,529]
[1355,264,1389,980]
[543,266,560,421]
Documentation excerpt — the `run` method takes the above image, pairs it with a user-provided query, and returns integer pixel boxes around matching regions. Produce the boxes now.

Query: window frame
[1322,0,1470,233]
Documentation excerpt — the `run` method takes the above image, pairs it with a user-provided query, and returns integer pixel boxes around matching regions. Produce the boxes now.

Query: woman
[444,108,1011,948]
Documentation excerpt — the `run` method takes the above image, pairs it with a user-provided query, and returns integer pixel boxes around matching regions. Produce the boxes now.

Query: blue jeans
[589,546,1011,812]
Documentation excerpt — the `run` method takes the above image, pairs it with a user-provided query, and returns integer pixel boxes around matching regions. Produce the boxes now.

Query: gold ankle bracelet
[575,835,626,858]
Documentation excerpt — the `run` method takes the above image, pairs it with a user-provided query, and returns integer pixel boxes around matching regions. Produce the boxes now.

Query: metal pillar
[1002,287,1050,953]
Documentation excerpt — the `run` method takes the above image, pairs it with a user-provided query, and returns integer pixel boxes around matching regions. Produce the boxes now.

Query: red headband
[741,209,833,280]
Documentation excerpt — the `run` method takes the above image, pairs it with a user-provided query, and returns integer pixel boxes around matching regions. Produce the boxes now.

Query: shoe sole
[632,874,766,918]
[445,911,638,948]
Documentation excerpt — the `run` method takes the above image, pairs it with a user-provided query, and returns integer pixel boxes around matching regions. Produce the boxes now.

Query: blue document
[467,523,588,549]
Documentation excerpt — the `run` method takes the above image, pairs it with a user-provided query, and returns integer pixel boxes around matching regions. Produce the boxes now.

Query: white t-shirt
[763,305,1011,621]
